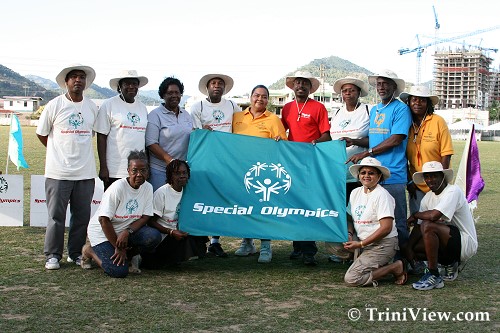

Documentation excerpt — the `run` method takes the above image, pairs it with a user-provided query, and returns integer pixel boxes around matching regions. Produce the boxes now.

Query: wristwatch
[127,227,134,235]
[368,148,374,156]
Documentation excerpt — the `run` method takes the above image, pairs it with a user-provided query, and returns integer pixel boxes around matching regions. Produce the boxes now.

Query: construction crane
[432,5,440,31]
[398,25,500,84]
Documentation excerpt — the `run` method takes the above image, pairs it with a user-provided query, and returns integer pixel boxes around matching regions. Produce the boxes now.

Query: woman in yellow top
[232,84,288,263]
[400,86,454,215]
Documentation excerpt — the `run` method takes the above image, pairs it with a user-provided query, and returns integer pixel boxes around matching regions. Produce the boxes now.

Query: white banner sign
[0,175,24,226]
[30,175,104,227]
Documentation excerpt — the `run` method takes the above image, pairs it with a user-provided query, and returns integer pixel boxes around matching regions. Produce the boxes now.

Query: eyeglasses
[129,168,148,175]
[359,171,378,176]
[252,93,268,100]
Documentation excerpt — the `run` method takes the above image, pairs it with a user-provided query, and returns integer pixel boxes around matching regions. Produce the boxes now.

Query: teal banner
[179,130,347,242]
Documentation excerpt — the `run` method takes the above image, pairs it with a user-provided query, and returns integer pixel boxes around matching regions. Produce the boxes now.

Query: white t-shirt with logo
[95,95,148,178]
[87,178,154,246]
[189,98,241,133]
[330,104,370,182]
[349,184,397,241]
[420,184,478,262]
[153,183,183,240]
[36,94,98,180]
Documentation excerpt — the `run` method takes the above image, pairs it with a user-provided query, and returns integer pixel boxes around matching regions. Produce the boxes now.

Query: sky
[1,0,499,97]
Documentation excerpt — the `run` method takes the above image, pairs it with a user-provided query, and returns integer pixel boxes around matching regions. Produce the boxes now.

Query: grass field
[0,126,498,332]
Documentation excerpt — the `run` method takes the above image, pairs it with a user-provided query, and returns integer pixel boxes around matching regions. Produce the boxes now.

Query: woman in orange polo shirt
[232,84,287,263]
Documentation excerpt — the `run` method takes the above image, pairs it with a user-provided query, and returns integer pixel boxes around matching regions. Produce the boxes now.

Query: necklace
[296,98,309,122]
[412,113,427,143]
[375,95,394,113]
[346,101,360,112]
[66,92,84,116]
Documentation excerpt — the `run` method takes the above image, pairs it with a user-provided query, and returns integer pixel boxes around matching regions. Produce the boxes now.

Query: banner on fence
[0,175,24,226]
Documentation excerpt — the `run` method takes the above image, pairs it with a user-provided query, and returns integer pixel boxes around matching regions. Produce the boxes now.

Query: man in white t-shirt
[36,64,99,270]
[189,73,241,258]
[95,70,149,191]
[407,161,478,291]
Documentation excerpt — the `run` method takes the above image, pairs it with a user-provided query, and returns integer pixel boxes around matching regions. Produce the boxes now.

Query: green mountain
[0,64,59,102]
[269,55,377,102]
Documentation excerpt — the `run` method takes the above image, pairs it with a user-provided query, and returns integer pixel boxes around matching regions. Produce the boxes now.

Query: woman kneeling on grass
[343,157,408,287]
[81,150,162,278]
[140,160,209,268]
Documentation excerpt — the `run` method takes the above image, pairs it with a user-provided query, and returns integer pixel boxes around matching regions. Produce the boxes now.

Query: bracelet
[407,180,414,185]
[168,229,173,236]
[360,241,364,248]
[348,231,353,237]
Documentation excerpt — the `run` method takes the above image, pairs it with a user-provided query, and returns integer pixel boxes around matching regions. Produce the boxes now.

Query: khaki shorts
[344,236,398,287]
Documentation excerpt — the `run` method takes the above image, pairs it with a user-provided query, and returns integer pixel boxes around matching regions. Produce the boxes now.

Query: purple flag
[466,125,485,202]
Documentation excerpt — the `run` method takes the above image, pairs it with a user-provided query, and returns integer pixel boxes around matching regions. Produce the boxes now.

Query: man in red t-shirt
[281,71,331,266]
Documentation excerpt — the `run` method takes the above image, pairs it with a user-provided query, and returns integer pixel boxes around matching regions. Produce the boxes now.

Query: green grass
[0,126,498,332]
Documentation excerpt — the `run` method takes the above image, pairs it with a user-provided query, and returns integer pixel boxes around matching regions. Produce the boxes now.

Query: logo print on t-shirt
[127,112,140,126]
[69,113,84,129]
[212,109,224,123]
[0,177,8,193]
[354,205,366,220]
[339,119,351,129]
[243,162,292,202]
[374,113,385,127]
[126,199,139,214]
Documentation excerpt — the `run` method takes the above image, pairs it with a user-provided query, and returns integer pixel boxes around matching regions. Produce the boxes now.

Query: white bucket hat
[368,69,406,96]
[399,85,439,106]
[286,71,321,94]
[349,157,391,180]
[412,161,453,184]
[56,63,96,90]
[198,73,234,96]
[109,70,148,91]
[333,76,369,97]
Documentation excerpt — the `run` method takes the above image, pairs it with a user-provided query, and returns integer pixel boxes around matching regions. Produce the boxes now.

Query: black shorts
[438,225,461,265]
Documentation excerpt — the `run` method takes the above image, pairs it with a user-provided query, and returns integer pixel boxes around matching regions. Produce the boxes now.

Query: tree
[489,100,499,121]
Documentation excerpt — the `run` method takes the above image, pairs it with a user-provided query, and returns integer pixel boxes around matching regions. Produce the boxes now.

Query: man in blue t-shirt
[348,69,411,251]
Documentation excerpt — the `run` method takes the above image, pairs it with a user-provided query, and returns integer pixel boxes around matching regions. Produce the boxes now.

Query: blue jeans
[381,183,408,248]
[148,167,167,192]
[92,225,162,278]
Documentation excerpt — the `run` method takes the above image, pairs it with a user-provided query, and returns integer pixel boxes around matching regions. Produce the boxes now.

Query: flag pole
[5,112,14,174]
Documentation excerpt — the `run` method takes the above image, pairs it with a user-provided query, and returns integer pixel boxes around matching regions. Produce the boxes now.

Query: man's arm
[347,134,406,164]
[37,134,48,147]
[97,133,109,182]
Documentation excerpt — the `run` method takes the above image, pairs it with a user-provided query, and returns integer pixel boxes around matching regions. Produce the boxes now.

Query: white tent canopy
[448,120,483,130]
[484,122,500,130]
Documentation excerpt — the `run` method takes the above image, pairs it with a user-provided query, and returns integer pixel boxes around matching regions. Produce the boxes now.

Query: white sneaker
[258,241,272,263]
[234,239,257,256]
[45,258,60,270]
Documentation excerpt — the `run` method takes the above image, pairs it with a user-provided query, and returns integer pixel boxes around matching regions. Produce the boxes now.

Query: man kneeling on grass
[81,150,161,278]
[406,161,478,291]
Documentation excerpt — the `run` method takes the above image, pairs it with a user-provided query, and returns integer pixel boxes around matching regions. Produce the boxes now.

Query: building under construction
[433,48,499,110]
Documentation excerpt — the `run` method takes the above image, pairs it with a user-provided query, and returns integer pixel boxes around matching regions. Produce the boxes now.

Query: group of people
[36,63,477,289]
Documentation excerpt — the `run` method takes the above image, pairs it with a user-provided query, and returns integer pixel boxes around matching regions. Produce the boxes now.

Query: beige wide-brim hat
[56,63,96,90]
[412,161,453,184]
[198,73,234,96]
[399,85,439,106]
[333,76,369,97]
[286,71,321,94]
[349,157,391,180]
[109,70,148,91]
[368,69,406,96]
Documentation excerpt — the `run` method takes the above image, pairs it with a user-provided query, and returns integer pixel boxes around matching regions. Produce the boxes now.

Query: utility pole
[319,64,325,103]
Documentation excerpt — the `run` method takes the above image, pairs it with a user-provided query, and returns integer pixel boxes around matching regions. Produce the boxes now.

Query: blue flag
[8,114,29,170]
[179,130,347,242]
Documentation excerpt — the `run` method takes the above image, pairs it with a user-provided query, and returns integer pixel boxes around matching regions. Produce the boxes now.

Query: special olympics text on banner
[179,130,347,242]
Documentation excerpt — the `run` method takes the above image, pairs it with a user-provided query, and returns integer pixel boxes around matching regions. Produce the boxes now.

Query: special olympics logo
[126,199,138,214]
[127,112,140,126]
[69,113,84,129]
[354,205,365,220]
[0,177,8,193]
[212,109,224,123]
[243,162,292,202]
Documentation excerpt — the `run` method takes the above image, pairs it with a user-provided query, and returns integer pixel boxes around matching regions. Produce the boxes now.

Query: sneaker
[441,262,459,281]
[303,254,317,266]
[258,242,272,263]
[409,260,427,275]
[412,273,444,290]
[129,255,142,274]
[208,243,228,258]
[289,250,302,260]
[234,239,257,256]
[45,258,60,270]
